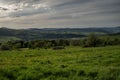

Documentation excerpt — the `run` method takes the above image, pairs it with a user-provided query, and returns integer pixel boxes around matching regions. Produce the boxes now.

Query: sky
[0,0,120,29]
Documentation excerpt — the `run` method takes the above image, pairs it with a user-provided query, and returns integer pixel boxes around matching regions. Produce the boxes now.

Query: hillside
[0,27,120,41]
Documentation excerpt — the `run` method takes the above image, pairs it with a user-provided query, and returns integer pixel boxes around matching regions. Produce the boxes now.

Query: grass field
[0,46,120,80]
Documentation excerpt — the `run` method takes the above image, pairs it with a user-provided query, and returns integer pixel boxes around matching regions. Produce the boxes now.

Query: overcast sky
[0,0,120,29]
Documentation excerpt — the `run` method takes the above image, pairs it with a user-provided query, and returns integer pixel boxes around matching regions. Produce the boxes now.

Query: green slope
[0,36,21,42]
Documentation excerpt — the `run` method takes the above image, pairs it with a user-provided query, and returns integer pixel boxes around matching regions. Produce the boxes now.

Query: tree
[82,33,101,47]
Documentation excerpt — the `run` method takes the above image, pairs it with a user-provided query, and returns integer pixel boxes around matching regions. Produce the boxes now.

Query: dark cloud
[48,15,73,20]
[53,0,92,8]
[0,7,8,11]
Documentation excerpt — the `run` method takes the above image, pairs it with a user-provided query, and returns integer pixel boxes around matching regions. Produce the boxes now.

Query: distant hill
[0,27,120,41]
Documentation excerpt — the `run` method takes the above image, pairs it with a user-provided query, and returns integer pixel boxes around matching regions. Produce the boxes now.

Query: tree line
[0,34,120,50]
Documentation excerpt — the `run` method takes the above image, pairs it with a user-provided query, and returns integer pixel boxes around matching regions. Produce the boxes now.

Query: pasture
[0,46,120,80]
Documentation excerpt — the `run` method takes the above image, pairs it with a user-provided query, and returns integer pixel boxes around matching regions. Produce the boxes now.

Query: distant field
[100,34,120,39]
[0,36,20,42]
[0,46,120,80]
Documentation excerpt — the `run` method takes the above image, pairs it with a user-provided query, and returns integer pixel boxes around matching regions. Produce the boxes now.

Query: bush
[53,46,65,50]
[0,44,11,50]
[13,43,22,49]
[82,34,101,47]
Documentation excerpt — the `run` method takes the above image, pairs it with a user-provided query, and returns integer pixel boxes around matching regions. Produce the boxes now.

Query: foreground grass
[0,46,120,80]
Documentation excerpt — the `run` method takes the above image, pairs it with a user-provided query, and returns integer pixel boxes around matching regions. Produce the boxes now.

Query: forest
[0,33,120,50]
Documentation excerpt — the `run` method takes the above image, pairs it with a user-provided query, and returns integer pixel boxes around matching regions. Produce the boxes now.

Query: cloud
[0,0,120,28]
[0,7,8,11]
[0,0,52,18]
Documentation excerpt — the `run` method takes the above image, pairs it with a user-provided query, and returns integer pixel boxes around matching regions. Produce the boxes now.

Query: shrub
[13,43,22,49]
[82,33,101,47]
[53,46,65,50]
[0,44,11,50]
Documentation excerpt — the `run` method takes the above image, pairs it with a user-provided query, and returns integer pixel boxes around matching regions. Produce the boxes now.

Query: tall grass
[0,46,120,80]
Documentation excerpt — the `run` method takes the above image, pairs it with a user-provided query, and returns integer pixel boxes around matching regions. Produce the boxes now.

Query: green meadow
[0,46,120,80]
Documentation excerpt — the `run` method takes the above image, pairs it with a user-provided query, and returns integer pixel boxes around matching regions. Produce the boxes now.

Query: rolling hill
[0,27,120,41]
